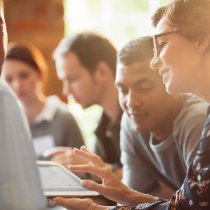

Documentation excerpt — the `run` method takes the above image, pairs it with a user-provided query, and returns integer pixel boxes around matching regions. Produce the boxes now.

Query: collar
[34,96,64,123]
[95,110,122,138]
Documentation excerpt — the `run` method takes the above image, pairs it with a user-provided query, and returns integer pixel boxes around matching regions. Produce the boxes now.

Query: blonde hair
[152,0,210,41]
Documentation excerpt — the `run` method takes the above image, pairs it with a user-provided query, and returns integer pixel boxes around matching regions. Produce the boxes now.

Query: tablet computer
[37,161,99,197]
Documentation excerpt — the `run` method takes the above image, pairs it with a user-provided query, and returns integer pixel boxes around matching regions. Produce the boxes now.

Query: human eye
[5,76,13,83]
[158,40,167,50]
[19,72,30,80]
[136,81,154,92]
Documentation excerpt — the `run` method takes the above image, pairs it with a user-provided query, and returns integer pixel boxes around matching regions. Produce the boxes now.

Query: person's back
[0,80,47,210]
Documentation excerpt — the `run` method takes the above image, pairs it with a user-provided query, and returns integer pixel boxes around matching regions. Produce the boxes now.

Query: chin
[166,83,184,95]
[82,102,92,109]
[132,122,149,134]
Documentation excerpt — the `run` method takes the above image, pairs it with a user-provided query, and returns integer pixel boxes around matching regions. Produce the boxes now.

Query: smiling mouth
[129,113,148,122]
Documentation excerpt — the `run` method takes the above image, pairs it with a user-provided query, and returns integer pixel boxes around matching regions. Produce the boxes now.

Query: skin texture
[2,59,41,104]
[150,17,203,95]
[115,59,182,140]
[56,51,103,108]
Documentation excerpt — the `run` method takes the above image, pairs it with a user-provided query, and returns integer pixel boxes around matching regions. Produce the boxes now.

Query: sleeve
[111,199,169,210]
[61,110,85,148]
[0,89,47,210]
[121,114,160,194]
[174,116,210,210]
[175,101,208,169]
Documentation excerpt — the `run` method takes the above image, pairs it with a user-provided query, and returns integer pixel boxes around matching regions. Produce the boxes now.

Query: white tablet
[37,161,99,197]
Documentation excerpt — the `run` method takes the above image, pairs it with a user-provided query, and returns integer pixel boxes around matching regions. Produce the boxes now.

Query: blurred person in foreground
[0,1,47,209]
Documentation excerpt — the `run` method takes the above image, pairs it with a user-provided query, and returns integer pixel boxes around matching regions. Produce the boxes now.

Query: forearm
[118,187,158,206]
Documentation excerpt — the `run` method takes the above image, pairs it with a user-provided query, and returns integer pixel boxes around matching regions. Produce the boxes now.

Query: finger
[73,148,105,166]
[82,180,106,194]
[68,164,104,178]
[80,146,93,153]
[52,197,93,210]
[53,197,85,209]
[52,197,73,209]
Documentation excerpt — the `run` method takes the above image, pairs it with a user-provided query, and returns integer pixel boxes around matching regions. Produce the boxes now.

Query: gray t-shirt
[121,94,208,194]
[30,96,84,158]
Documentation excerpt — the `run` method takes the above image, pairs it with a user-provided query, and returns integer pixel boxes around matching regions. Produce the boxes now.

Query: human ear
[196,35,210,54]
[94,61,110,81]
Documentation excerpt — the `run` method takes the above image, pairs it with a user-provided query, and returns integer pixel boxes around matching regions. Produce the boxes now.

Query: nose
[150,54,160,70]
[11,79,21,93]
[126,90,141,109]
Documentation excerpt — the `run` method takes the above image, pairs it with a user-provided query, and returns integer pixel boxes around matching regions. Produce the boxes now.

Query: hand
[50,197,109,210]
[68,146,145,205]
[42,146,88,167]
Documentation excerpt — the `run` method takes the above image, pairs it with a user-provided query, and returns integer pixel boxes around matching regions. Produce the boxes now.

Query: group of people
[1,0,210,209]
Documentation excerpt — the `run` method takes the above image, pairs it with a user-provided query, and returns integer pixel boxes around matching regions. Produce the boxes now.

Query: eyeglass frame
[153,30,181,57]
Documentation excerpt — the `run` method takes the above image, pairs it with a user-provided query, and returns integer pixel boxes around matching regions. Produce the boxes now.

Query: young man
[53,32,122,170]
[116,36,208,197]
[0,1,47,209]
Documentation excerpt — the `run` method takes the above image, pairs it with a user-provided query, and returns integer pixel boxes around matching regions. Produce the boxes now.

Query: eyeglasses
[153,30,181,57]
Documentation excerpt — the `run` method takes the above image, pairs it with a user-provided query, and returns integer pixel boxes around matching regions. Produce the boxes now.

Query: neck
[100,82,120,123]
[22,94,46,123]
[152,95,183,141]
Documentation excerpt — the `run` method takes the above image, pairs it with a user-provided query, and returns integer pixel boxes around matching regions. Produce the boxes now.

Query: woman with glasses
[50,0,210,209]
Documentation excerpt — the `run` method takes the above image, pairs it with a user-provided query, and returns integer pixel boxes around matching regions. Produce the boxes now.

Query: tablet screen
[39,165,85,191]
[37,162,99,197]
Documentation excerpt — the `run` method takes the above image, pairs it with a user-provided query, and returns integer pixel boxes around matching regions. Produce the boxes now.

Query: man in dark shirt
[53,32,122,173]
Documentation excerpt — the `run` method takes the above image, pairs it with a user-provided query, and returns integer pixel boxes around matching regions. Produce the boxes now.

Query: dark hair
[118,36,153,66]
[5,42,48,92]
[53,32,117,75]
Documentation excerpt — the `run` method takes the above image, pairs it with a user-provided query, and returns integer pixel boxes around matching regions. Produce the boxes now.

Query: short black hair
[54,32,117,75]
[118,36,153,66]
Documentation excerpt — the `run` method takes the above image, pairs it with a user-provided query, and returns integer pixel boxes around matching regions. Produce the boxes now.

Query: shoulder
[0,80,17,101]
[180,94,208,116]
[120,113,147,146]
[47,96,76,122]
[121,113,135,137]
[173,94,208,144]
[175,94,208,128]
[0,80,23,112]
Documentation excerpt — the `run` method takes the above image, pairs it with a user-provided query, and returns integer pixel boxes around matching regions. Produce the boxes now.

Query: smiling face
[2,60,41,103]
[115,59,177,133]
[56,51,102,108]
[150,17,202,95]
